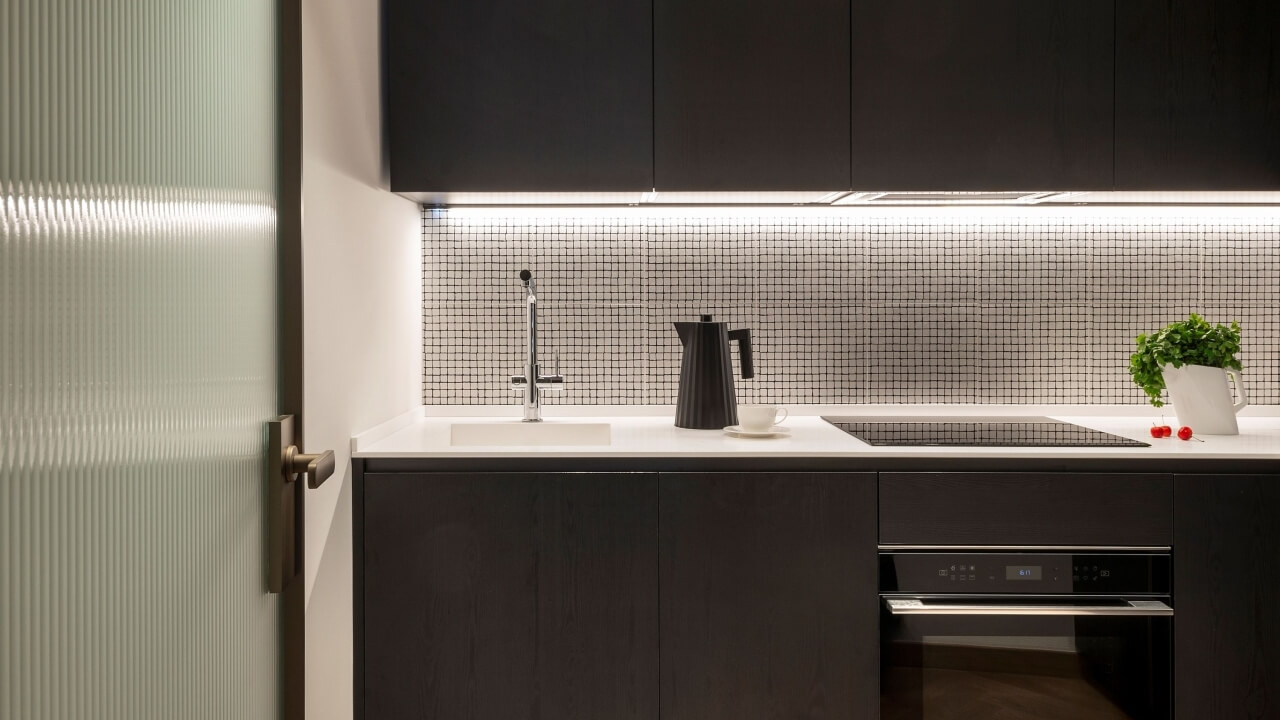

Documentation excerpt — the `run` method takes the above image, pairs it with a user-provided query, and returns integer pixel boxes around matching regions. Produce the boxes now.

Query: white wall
[301,0,422,716]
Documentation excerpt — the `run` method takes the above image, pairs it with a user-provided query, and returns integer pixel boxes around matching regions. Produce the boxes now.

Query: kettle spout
[673,322,693,347]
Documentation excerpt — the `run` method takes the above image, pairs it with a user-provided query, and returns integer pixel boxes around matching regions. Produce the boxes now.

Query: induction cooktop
[821,416,1151,448]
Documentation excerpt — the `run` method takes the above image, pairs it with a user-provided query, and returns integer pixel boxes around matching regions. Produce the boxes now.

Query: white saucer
[724,425,791,438]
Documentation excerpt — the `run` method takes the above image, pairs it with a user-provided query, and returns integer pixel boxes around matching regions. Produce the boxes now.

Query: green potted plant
[1129,313,1247,434]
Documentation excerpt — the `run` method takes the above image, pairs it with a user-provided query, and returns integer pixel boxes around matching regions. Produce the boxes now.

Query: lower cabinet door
[1174,474,1280,719]
[361,472,658,720]
[659,472,879,720]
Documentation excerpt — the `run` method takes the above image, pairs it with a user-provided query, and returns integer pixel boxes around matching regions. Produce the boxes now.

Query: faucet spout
[510,270,563,421]
[521,271,541,421]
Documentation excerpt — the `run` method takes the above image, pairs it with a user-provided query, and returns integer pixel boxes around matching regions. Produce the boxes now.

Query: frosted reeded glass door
[2,1,284,718]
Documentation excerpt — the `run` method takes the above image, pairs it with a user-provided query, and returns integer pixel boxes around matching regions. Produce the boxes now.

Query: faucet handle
[536,374,565,394]
[510,375,528,392]
[539,350,564,393]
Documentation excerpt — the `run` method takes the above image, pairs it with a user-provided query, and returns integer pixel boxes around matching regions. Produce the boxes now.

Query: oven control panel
[929,559,1067,591]
[880,553,1171,594]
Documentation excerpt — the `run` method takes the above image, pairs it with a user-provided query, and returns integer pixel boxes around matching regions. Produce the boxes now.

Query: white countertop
[352,405,1280,460]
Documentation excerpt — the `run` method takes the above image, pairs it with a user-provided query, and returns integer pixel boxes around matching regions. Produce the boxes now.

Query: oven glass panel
[882,615,1170,720]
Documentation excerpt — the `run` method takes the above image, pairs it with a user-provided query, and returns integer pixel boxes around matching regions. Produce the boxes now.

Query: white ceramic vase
[1161,364,1248,435]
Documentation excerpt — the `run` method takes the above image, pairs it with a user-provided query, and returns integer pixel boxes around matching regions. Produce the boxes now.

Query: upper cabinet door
[849,0,1114,191]
[654,0,851,190]
[1116,1,1280,189]
[386,0,653,192]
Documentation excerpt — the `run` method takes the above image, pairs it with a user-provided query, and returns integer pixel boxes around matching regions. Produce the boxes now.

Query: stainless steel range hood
[833,191,1083,205]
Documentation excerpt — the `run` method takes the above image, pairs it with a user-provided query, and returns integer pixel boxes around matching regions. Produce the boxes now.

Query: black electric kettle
[673,314,754,429]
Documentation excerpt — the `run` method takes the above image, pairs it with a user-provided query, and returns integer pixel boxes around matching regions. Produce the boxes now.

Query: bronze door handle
[283,446,335,488]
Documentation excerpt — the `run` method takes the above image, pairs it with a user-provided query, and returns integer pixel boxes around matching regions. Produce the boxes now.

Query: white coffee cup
[738,404,788,432]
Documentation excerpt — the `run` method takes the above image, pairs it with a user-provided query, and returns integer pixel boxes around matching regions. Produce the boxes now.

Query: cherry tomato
[1177,426,1193,441]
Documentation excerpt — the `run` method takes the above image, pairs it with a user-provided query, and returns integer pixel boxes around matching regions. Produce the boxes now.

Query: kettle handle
[728,329,755,379]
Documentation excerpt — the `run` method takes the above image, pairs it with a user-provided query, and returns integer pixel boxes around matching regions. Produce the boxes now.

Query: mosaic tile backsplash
[422,209,1280,406]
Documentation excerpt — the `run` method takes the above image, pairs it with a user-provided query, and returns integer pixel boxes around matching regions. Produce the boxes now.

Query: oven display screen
[1006,565,1042,580]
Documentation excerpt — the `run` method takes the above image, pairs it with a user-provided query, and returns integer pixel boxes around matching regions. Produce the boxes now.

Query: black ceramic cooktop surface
[821,416,1151,448]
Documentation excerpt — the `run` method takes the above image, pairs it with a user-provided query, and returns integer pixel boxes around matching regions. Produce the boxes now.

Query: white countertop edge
[350,406,425,453]
[352,410,1280,460]
[352,450,1280,460]
[416,403,1280,418]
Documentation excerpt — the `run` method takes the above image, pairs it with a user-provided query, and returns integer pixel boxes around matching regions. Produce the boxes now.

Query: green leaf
[1129,313,1244,407]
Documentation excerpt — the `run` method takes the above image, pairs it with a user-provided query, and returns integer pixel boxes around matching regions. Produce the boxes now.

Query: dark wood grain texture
[361,472,658,720]
[1116,1,1280,189]
[386,0,653,191]
[879,473,1173,546]
[659,472,878,720]
[653,0,850,190]
[849,0,1114,190]
[352,460,366,720]
[1174,474,1280,719]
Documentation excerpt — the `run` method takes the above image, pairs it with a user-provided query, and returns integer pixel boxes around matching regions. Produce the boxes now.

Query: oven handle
[883,598,1173,617]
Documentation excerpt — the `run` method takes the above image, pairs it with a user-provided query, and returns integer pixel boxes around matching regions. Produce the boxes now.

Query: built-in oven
[880,550,1172,720]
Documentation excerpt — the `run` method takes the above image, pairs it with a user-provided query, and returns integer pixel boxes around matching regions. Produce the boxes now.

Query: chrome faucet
[510,269,563,421]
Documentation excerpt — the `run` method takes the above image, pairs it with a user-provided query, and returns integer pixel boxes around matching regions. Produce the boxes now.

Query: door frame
[277,0,305,717]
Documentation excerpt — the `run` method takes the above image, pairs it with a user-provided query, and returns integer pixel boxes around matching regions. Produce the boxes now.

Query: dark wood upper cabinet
[849,0,1114,190]
[653,0,851,190]
[1116,1,1280,189]
[360,472,658,720]
[659,472,878,720]
[385,0,653,192]
[384,0,1278,194]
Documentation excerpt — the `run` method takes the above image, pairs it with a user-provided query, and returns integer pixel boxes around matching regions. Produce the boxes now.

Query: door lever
[267,415,336,593]
[283,445,335,488]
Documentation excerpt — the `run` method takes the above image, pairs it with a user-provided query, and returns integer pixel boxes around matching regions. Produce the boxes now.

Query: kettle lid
[674,313,722,328]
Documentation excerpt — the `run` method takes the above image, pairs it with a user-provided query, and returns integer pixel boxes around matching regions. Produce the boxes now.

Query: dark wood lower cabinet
[879,472,1173,546]
[355,465,1280,720]
[1174,474,1280,719]
[658,472,878,720]
[360,472,658,720]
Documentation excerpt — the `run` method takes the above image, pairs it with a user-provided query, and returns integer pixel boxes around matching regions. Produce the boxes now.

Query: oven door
[880,595,1172,720]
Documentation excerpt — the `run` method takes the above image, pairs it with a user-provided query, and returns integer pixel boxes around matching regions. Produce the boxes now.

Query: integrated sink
[449,421,612,447]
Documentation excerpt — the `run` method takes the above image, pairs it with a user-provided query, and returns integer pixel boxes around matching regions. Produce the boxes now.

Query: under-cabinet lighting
[406,190,1280,208]
[637,190,846,205]
[435,203,1280,221]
